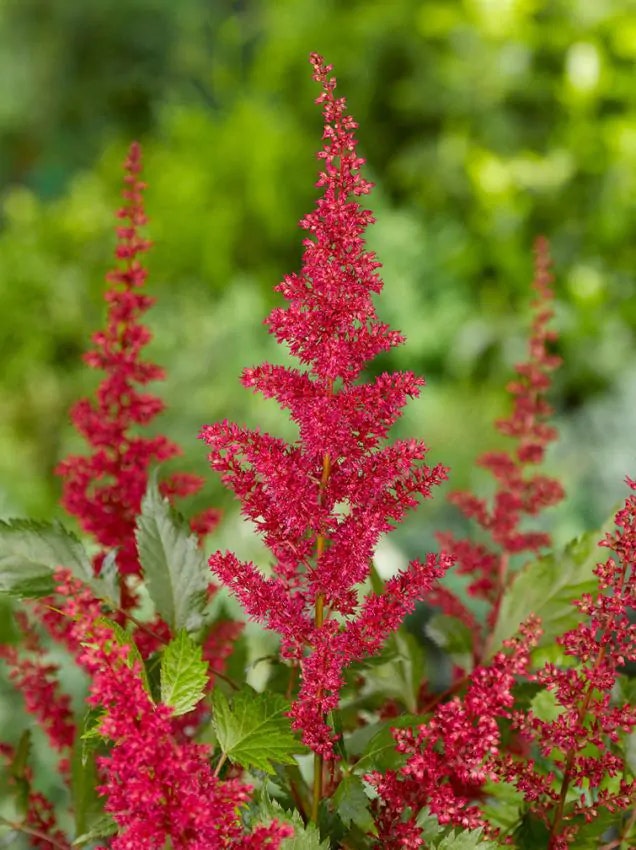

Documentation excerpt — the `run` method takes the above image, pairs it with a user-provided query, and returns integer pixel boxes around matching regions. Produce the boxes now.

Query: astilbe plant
[1,52,636,850]
[430,236,564,665]
[496,479,636,848]
[199,52,451,819]
[365,238,561,845]
[55,141,218,608]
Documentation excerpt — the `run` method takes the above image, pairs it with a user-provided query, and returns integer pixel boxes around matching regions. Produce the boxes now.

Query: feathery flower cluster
[55,142,216,604]
[0,743,70,850]
[0,611,75,759]
[496,478,636,848]
[51,570,291,850]
[369,617,541,848]
[432,237,564,651]
[200,54,449,760]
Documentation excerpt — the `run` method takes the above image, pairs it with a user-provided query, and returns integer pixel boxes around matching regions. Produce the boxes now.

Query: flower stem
[0,817,70,850]
[311,448,332,823]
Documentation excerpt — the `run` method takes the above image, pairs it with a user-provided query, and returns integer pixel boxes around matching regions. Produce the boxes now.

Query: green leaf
[488,522,615,656]
[479,779,524,833]
[350,714,424,774]
[160,629,208,716]
[513,810,552,849]
[0,597,20,644]
[0,518,91,597]
[530,688,562,724]
[9,730,31,782]
[72,813,117,846]
[333,774,376,835]
[433,827,498,849]
[279,816,329,850]
[416,808,445,843]
[361,629,426,713]
[71,722,105,841]
[253,795,329,849]
[95,548,121,605]
[211,686,306,773]
[135,472,210,632]
[7,731,32,819]
[426,613,474,671]
[572,807,627,849]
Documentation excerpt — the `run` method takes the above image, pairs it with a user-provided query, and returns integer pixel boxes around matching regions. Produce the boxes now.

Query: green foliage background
[1,0,635,548]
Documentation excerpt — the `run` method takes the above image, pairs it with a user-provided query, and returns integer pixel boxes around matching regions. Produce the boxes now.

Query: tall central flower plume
[200,53,450,795]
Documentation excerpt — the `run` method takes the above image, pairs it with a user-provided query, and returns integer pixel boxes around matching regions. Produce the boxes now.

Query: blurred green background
[1,0,635,559]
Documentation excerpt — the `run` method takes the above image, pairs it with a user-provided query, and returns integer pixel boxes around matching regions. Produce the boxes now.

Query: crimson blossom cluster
[200,53,451,776]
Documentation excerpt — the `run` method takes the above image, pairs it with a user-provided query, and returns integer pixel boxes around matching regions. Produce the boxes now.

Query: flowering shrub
[0,53,634,850]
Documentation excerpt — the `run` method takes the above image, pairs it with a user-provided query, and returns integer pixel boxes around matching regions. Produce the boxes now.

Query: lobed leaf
[211,686,306,774]
[332,774,376,835]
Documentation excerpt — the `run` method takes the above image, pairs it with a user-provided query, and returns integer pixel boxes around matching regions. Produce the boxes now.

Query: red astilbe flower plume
[0,743,71,850]
[368,617,541,848]
[0,611,75,769]
[495,477,636,848]
[56,142,218,605]
[50,571,291,850]
[432,236,564,654]
[200,53,449,761]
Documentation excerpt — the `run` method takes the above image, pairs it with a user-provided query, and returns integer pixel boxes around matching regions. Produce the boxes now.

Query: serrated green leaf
[94,548,121,605]
[72,812,117,846]
[252,795,329,850]
[160,629,208,716]
[488,520,615,656]
[434,827,498,849]
[416,808,446,842]
[333,774,376,834]
[280,817,329,850]
[0,518,92,597]
[135,473,210,632]
[80,707,106,745]
[211,686,306,773]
